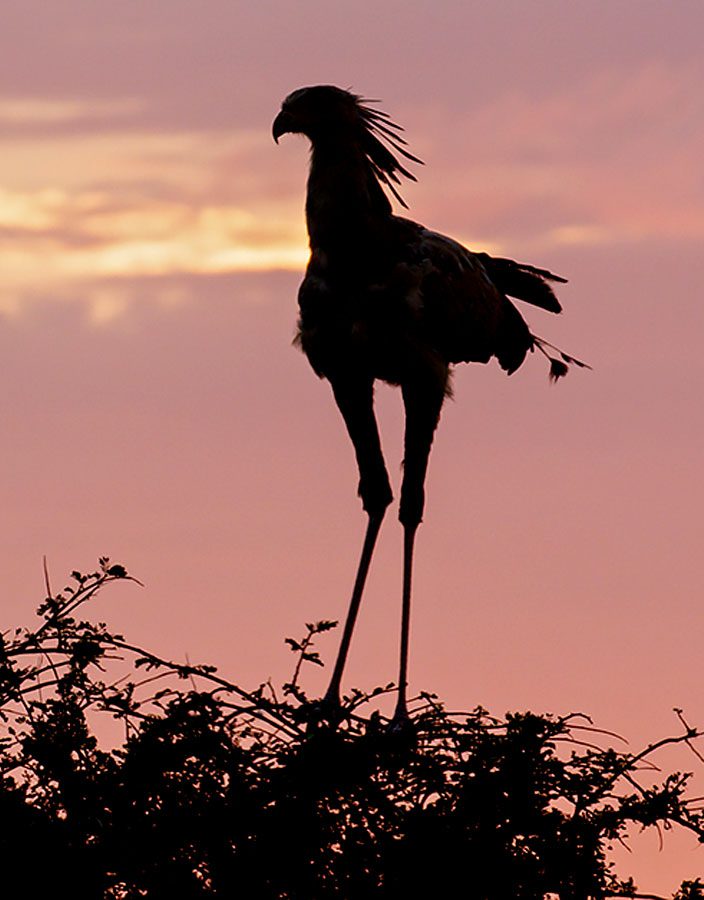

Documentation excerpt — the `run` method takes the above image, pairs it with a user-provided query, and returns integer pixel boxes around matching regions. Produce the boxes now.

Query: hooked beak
[272,109,296,143]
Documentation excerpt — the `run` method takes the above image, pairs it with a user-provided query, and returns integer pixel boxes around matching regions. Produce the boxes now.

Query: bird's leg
[323,374,392,711]
[391,374,447,728]
[323,512,383,709]
[392,519,417,729]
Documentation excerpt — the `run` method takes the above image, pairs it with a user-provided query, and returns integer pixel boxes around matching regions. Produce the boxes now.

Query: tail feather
[478,253,565,314]
[476,254,589,381]
[532,335,592,382]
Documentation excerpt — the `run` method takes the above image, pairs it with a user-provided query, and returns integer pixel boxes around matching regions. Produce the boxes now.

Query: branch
[105,637,302,739]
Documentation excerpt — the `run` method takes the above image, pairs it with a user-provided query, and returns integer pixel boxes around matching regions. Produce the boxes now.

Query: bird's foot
[387,702,416,741]
[305,690,345,733]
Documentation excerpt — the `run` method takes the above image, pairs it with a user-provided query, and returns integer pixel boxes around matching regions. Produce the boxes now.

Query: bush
[0,560,702,898]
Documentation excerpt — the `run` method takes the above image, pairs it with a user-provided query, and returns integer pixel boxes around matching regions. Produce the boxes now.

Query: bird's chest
[296,267,427,383]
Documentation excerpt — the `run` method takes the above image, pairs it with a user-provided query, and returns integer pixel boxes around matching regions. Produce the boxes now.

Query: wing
[395,221,535,374]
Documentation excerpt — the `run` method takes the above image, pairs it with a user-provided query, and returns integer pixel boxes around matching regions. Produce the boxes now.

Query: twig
[42,556,53,600]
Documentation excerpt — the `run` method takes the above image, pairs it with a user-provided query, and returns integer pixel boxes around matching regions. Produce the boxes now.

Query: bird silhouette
[273,85,587,728]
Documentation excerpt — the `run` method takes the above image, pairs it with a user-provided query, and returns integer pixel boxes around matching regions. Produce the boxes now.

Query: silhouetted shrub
[0,560,702,898]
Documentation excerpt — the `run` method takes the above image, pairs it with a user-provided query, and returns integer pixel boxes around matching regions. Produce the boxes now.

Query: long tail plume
[532,336,592,382]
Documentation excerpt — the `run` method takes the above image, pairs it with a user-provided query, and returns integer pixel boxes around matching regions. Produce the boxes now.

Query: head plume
[353,92,423,208]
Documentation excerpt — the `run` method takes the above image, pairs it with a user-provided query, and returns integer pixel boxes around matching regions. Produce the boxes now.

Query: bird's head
[272,85,360,143]
[272,85,422,206]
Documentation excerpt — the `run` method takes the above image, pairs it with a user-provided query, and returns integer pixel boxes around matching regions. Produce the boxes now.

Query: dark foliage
[1,561,702,899]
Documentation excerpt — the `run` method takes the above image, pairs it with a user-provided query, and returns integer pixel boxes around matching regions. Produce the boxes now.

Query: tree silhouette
[0,560,701,898]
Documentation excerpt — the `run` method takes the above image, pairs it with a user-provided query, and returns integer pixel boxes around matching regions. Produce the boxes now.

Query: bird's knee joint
[399,505,423,528]
[399,488,425,528]
[399,509,423,528]
[362,490,393,518]
[359,472,393,517]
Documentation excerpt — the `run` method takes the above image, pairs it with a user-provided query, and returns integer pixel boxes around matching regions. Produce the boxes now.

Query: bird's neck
[305,139,392,255]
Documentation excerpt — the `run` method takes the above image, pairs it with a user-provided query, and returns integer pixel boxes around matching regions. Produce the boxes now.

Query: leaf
[302,652,323,667]
[135,656,161,670]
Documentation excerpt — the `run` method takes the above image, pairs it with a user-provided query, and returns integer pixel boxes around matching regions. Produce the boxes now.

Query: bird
[272,85,587,728]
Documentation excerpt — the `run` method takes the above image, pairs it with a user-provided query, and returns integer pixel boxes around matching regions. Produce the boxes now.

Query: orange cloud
[0,96,143,127]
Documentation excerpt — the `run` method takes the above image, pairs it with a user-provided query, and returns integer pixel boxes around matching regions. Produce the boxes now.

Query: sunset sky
[2,1,703,890]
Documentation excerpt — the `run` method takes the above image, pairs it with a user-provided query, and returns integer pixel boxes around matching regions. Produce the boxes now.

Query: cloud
[408,61,704,251]
[1,59,701,315]
[0,186,69,229]
[0,125,308,300]
[0,187,308,292]
[0,96,144,129]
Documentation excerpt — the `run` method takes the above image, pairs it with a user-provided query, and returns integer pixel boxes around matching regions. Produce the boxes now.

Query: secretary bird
[272,85,586,728]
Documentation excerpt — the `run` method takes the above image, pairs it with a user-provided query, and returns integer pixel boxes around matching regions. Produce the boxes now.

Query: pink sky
[2,1,703,890]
